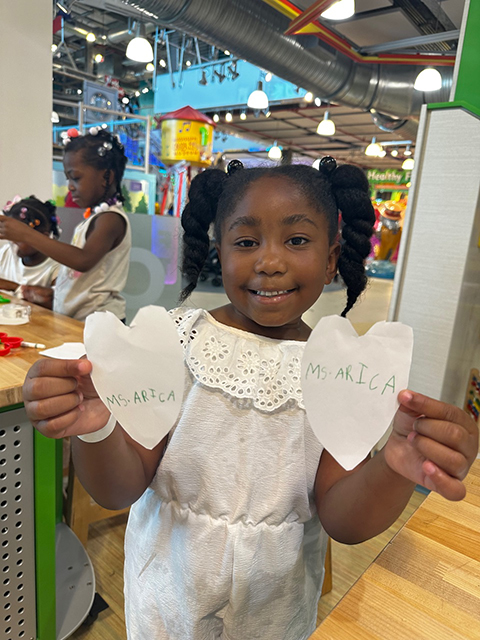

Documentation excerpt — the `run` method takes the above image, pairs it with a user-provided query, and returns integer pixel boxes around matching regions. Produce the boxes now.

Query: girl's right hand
[23,359,110,439]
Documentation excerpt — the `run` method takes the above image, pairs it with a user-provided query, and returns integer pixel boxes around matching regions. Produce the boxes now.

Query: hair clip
[19,212,26,220]
[227,159,244,176]
[3,195,22,213]
[318,156,337,177]
[89,126,102,136]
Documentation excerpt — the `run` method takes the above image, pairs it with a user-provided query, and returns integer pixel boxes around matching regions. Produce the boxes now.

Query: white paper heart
[84,306,184,450]
[301,315,413,470]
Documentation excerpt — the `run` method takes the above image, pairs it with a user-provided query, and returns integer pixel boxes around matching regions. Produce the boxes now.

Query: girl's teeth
[256,290,289,297]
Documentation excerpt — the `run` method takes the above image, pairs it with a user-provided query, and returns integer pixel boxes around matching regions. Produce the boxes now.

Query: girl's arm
[23,358,165,509]
[0,277,18,291]
[0,213,126,272]
[315,390,478,544]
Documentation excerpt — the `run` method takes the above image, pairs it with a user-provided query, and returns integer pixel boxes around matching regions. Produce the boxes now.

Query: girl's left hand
[384,390,479,501]
[0,216,31,243]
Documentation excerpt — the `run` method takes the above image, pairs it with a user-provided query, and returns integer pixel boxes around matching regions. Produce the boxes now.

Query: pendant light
[365,137,383,157]
[247,81,269,110]
[402,158,415,170]
[316,111,335,136]
[414,68,442,92]
[267,142,282,160]
[321,0,355,21]
[126,23,153,63]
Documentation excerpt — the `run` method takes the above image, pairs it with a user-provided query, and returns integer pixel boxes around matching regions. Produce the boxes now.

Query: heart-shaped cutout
[84,306,184,449]
[301,315,413,470]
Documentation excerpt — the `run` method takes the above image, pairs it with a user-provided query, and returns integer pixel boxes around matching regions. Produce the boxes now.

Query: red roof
[156,105,215,126]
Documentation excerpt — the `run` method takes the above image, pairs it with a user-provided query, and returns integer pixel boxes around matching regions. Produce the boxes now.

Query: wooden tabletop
[311,459,480,639]
[0,296,83,408]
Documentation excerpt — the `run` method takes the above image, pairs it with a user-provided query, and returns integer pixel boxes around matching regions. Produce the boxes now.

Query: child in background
[0,127,131,321]
[0,196,60,303]
[22,158,478,640]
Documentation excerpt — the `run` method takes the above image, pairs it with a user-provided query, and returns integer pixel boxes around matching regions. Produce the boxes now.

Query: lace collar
[170,307,306,412]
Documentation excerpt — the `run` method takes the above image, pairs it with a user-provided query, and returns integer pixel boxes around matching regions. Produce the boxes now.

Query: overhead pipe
[118,0,452,120]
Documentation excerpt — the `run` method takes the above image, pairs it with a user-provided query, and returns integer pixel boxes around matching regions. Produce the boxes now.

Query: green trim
[453,0,480,111]
[428,100,480,120]
[0,402,23,414]
[34,430,57,639]
[56,438,64,524]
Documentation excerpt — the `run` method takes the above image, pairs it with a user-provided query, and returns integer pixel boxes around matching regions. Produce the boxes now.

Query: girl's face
[63,151,112,209]
[216,176,340,340]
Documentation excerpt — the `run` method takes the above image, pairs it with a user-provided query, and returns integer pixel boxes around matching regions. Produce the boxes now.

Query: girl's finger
[22,375,78,402]
[412,417,476,462]
[35,406,85,440]
[27,391,83,423]
[421,460,466,501]
[407,431,470,480]
[398,390,478,436]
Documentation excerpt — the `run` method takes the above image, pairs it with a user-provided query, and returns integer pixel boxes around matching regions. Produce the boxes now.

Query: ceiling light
[321,0,355,20]
[304,91,314,102]
[391,148,399,157]
[265,72,272,82]
[94,53,104,63]
[224,50,231,56]
[77,89,82,95]
[268,142,282,160]
[126,26,154,63]
[213,113,220,123]
[314,97,321,107]
[265,109,271,118]
[240,111,247,120]
[146,62,155,71]
[51,111,60,124]
[122,96,130,104]
[225,112,233,122]
[51,44,58,52]
[378,149,387,158]
[199,70,208,86]
[365,137,383,157]
[159,59,167,68]
[135,90,140,97]
[316,111,335,136]
[404,145,412,156]
[247,81,268,109]
[312,158,321,170]
[186,60,191,67]
[414,67,442,92]
[141,87,149,93]
[402,158,415,170]
[86,32,96,43]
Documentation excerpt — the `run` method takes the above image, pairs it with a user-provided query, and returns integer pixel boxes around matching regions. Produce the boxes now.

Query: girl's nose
[254,245,287,275]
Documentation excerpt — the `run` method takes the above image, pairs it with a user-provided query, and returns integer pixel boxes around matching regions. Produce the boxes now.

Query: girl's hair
[180,159,375,317]
[8,196,60,239]
[64,129,128,202]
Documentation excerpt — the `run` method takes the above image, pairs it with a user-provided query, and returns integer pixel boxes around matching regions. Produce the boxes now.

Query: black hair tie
[227,159,244,176]
[319,155,337,177]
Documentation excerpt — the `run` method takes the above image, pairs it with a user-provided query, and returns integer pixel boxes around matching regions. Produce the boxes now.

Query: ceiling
[52,0,467,168]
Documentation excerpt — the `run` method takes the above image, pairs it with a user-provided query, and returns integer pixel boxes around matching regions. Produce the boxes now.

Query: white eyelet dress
[124,308,327,640]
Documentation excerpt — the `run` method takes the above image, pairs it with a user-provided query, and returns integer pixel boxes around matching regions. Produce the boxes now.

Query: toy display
[367,199,406,279]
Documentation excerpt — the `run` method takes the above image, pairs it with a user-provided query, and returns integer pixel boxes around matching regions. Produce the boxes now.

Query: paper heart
[301,315,413,470]
[84,306,184,449]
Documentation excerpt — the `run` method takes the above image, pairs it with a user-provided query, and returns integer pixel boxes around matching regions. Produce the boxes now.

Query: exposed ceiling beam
[360,29,459,55]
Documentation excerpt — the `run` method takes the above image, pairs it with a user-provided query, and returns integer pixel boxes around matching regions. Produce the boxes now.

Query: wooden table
[311,460,480,639]
[0,296,83,407]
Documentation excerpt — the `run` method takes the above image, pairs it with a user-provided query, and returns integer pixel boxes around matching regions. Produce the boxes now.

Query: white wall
[0,1,52,205]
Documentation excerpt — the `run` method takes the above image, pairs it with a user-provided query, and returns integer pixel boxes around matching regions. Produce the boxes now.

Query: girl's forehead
[64,150,86,169]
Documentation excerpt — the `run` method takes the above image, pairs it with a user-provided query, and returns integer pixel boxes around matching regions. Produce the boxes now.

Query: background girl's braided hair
[64,129,128,202]
[180,159,375,316]
[8,196,60,239]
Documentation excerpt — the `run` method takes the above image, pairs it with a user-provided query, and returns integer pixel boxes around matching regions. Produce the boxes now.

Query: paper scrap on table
[40,342,86,359]
[84,306,184,450]
[301,315,413,471]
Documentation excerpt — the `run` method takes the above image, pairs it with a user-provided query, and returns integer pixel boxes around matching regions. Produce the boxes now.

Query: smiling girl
[22,158,478,640]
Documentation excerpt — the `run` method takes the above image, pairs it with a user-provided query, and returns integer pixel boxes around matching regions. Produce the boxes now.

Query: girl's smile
[213,176,340,341]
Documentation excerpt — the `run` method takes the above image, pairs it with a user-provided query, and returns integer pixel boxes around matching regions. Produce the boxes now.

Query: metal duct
[120,0,453,119]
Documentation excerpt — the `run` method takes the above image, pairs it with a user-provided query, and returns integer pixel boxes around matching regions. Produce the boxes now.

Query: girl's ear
[325,242,341,284]
[104,168,115,188]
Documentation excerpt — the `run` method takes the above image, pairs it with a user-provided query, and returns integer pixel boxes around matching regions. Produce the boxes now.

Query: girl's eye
[236,239,257,247]
[288,237,308,246]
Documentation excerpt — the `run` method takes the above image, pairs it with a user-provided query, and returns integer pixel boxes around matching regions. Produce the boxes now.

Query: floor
[71,276,423,639]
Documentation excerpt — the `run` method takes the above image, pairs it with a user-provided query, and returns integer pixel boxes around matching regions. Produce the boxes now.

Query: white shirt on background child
[0,243,60,288]
[124,307,328,640]
[54,204,131,321]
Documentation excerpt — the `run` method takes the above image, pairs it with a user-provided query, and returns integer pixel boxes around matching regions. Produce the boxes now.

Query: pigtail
[330,165,376,317]
[179,169,227,303]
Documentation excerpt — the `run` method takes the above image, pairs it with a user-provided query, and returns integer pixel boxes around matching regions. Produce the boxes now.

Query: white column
[0,1,52,205]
